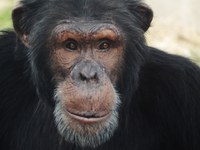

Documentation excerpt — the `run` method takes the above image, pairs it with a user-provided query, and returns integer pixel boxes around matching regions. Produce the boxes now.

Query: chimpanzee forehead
[53,21,119,33]
[51,21,122,42]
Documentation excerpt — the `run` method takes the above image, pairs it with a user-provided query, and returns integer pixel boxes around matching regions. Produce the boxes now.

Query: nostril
[91,72,98,81]
[79,72,88,81]
[79,71,98,82]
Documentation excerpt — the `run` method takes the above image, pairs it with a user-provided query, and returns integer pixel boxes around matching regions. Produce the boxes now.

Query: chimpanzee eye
[64,40,78,51]
[98,40,111,51]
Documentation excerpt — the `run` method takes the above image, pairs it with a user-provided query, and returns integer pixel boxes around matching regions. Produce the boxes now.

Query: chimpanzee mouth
[66,109,111,123]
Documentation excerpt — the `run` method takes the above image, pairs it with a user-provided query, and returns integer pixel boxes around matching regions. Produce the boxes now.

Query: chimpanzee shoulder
[0,31,32,95]
[0,31,27,96]
[141,47,200,88]
[138,47,200,102]
[0,31,38,147]
[134,47,200,149]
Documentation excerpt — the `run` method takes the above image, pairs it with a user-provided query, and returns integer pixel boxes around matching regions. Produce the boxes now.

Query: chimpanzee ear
[126,2,153,32]
[12,5,30,47]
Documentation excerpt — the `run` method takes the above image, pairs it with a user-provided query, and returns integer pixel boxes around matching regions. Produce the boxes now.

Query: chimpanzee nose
[72,61,102,84]
[79,67,98,82]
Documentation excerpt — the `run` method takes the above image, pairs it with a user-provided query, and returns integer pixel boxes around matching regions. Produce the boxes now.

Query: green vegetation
[0,0,16,29]
[0,7,13,30]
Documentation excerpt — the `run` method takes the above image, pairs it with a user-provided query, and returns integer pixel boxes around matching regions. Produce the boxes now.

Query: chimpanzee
[0,0,200,150]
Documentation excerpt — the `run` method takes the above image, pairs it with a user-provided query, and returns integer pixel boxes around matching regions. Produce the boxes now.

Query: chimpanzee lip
[66,109,111,123]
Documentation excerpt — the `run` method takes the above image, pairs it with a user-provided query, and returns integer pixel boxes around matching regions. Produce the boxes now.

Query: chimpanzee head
[12,0,153,148]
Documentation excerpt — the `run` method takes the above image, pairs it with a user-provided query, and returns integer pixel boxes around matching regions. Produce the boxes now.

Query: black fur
[0,0,200,150]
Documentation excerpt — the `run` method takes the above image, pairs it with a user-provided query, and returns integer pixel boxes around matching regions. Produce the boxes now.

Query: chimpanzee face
[51,21,124,147]
[12,0,153,148]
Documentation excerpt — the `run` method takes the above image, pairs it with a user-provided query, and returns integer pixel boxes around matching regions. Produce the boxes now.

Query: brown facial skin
[50,22,124,82]
[50,21,124,147]
[50,22,124,116]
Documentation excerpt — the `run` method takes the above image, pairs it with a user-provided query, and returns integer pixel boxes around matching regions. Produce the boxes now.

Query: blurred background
[0,0,200,64]
[146,0,200,65]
